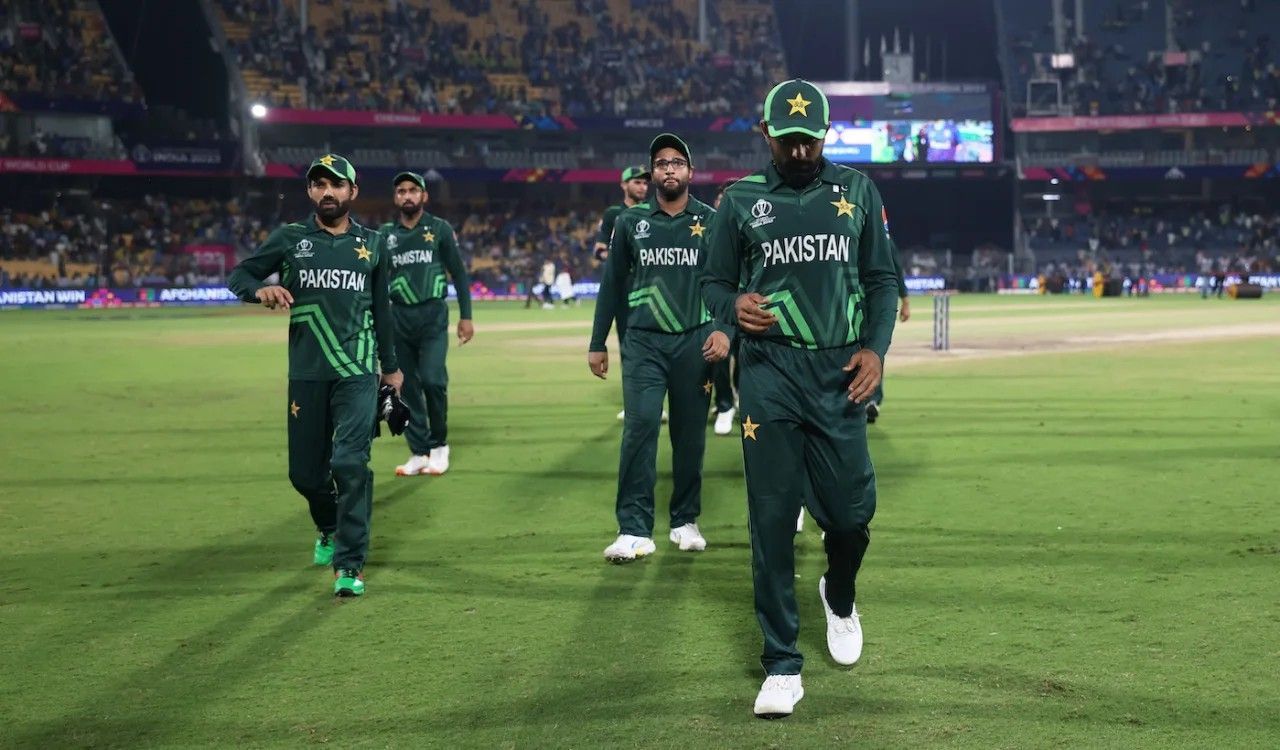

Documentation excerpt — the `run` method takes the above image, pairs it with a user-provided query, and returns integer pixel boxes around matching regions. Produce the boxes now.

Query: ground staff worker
[228,153,402,598]
[701,80,899,718]
[379,171,474,478]
[588,133,731,563]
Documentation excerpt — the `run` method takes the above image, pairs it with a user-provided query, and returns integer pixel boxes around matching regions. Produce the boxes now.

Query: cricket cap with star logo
[393,171,426,190]
[649,132,692,166]
[762,79,830,140]
[619,165,650,182]
[306,153,358,185]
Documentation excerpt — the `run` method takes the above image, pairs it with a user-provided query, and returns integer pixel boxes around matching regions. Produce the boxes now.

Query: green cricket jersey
[597,203,625,246]
[227,216,399,380]
[377,213,473,318]
[589,196,722,352]
[702,160,898,357]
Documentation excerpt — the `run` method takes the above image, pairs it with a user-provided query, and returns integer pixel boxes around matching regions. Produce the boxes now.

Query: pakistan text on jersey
[760,234,851,268]
[639,247,700,266]
[299,268,367,291]
[392,249,434,267]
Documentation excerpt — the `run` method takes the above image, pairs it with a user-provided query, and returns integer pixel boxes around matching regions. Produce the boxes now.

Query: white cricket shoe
[669,523,707,551]
[818,576,863,665]
[713,407,736,436]
[753,674,803,718]
[617,409,626,421]
[661,409,669,423]
[395,454,431,476]
[603,534,656,563]
[795,510,805,533]
[425,445,450,475]
[541,302,555,310]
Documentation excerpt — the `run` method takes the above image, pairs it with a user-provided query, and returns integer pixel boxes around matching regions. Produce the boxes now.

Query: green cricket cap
[620,165,650,182]
[306,153,358,185]
[762,79,830,140]
[649,132,692,165]
[393,171,426,190]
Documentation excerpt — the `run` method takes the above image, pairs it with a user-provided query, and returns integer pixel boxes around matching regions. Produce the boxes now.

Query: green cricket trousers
[287,375,377,571]
[615,326,714,536]
[737,338,876,675]
[394,299,450,455]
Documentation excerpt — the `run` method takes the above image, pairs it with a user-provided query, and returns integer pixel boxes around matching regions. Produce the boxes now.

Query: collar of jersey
[394,212,432,232]
[303,215,365,237]
[764,158,842,193]
[641,196,709,217]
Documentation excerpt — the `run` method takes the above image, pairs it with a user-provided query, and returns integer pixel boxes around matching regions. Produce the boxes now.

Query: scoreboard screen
[823,119,995,164]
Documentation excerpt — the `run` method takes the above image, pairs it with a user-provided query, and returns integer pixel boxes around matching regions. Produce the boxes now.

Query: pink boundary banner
[1011,112,1266,133]
[0,157,237,177]
[258,108,519,129]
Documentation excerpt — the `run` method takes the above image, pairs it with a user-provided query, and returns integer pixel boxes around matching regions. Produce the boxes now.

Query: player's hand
[457,319,475,345]
[593,242,609,261]
[735,292,776,334]
[380,369,404,394]
[842,350,882,404]
[899,296,911,322]
[702,330,730,362]
[255,285,293,310]
[588,350,609,379]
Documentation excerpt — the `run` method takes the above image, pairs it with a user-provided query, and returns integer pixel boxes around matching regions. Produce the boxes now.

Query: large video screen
[823,120,995,164]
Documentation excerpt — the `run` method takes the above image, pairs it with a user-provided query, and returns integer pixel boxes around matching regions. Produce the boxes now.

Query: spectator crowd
[217,0,784,119]
[0,0,142,103]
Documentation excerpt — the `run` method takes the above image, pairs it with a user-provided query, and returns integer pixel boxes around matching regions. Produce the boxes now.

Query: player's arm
[845,180,899,402]
[227,226,291,308]
[890,236,910,321]
[587,217,630,377]
[700,197,742,325]
[594,206,617,259]
[370,234,402,386]
[439,223,474,344]
[702,195,773,333]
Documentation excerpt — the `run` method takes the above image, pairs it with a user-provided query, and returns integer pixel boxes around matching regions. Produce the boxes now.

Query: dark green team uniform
[379,214,472,455]
[702,159,898,675]
[872,238,909,407]
[597,204,626,247]
[590,197,725,536]
[227,216,398,573]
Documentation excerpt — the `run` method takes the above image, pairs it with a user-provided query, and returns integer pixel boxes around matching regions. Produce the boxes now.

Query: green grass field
[2,294,1278,748]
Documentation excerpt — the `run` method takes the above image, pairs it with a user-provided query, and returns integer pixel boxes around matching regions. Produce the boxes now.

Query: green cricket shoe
[313,533,334,566]
[334,569,365,597]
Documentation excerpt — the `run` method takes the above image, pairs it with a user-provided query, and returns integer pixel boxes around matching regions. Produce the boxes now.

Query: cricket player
[227,153,402,598]
[593,165,651,261]
[867,237,911,423]
[588,133,730,563]
[379,171,474,477]
[701,80,899,717]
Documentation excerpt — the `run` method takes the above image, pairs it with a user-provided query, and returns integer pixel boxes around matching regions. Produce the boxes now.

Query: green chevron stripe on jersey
[290,304,360,377]
[431,273,447,298]
[845,288,865,344]
[628,285,680,332]
[390,277,419,304]
[763,290,818,350]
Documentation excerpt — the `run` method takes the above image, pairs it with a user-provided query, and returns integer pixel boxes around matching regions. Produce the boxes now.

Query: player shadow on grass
[6,475,425,748]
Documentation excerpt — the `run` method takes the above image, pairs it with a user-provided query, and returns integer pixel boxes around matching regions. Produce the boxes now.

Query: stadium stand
[1024,205,1280,278]
[213,0,784,117]
[0,195,272,289]
[0,0,142,103]
[1000,0,1280,116]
